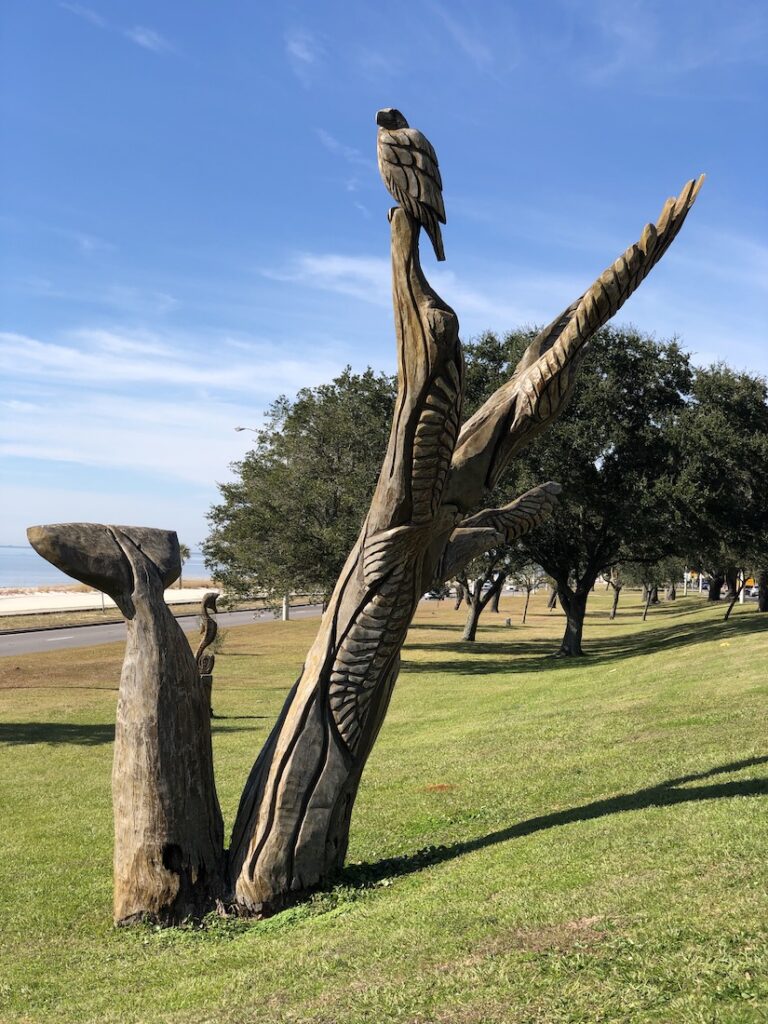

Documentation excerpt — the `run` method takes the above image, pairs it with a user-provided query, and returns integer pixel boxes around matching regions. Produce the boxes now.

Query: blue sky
[1,1,766,548]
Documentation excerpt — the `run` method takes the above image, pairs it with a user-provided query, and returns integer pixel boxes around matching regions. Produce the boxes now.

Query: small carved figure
[195,592,218,716]
[376,107,446,260]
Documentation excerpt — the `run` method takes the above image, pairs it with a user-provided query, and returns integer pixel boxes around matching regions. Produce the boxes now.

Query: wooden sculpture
[26,524,224,923]
[28,107,704,923]
[376,107,446,260]
[195,591,219,716]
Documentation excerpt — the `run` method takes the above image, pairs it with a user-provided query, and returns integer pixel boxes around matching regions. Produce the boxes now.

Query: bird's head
[376,108,409,130]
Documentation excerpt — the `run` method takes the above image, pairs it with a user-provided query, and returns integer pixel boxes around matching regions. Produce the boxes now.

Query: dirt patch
[479,915,607,955]
[424,783,457,792]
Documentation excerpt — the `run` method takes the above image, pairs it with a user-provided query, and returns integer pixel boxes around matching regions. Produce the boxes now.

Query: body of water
[0,546,210,589]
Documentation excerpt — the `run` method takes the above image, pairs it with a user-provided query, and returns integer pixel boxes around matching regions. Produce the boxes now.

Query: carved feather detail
[411,365,461,524]
[377,109,446,261]
[328,561,415,753]
[507,177,705,440]
[461,482,562,538]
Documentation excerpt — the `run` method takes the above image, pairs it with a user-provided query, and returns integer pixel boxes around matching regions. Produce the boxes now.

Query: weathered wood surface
[27,524,224,924]
[26,127,704,921]
[377,108,446,261]
[228,208,462,912]
[227,174,705,915]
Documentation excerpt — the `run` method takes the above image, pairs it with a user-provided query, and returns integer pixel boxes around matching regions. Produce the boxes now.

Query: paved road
[0,604,324,658]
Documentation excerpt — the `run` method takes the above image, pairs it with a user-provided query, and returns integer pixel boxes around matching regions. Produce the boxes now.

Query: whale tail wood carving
[27,523,224,924]
[28,106,704,922]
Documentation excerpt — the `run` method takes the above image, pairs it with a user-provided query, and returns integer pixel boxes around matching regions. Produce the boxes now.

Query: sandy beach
[0,583,220,616]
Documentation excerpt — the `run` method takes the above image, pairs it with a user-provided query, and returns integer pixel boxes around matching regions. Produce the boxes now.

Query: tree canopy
[204,368,396,600]
[503,325,694,653]
[675,362,768,595]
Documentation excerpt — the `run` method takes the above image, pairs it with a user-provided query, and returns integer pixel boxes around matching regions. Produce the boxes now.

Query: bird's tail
[423,208,445,261]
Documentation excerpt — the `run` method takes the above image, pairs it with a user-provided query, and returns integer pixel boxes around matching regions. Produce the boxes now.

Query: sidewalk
[0,587,220,617]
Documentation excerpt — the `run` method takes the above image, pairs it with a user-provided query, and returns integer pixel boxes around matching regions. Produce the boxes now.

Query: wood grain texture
[227,208,461,913]
[377,108,446,261]
[27,523,224,923]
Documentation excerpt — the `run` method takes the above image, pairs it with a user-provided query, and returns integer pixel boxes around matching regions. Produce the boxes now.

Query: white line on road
[46,636,73,641]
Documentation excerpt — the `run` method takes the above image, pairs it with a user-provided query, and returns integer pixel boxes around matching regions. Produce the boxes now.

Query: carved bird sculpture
[376,108,446,261]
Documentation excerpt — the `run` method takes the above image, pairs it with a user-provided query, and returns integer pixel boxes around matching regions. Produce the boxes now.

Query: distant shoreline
[0,577,214,597]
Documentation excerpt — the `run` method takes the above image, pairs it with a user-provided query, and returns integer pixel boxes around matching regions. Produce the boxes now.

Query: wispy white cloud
[285,29,324,85]
[7,277,178,316]
[261,250,582,329]
[0,325,347,527]
[355,48,401,78]
[71,230,115,254]
[58,2,106,28]
[580,0,768,84]
[59,2,173,55]
[315,129,374,169]
[427,1,506,74]
[124,26,173,54]
[262,253,390,305]
[0,328,340,396]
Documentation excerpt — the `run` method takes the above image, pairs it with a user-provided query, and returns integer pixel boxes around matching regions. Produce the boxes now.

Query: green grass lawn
[1,592,766,1023]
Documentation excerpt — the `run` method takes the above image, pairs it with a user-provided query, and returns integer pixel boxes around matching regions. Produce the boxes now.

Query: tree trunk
[650,586,660,604]
[522,589,531,623]
[462,570,505,639]
[758,570,768,613]
[27,524,224,924]
[724,580,744,621]
[491,575,505,613]
[547,588,557,611]
[708,573,724,601]
[453,583,464,611]
[462,588,482,641]
[665,583,676,601]
[724,566,739,601]
[609,584,622,620]
[227,211,464,914]
[642,586,653,621]
[556,583,589,656]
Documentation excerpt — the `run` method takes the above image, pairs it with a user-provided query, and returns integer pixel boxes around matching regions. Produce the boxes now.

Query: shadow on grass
[0,721,262,746]
[402,607,767,675]
[0,722,116,745]
[342,755,768,888]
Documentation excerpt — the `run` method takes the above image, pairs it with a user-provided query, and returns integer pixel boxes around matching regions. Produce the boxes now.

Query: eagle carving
[376,108,446,261]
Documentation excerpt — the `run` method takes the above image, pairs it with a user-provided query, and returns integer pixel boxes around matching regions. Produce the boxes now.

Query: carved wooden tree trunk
[708,573,725,601]
[27,524,224,924]
[228,211,463,913]
[113,539,224,923]
[758,570,768,613]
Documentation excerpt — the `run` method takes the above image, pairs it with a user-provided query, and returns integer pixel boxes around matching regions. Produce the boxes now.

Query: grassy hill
[1,591,766,1023]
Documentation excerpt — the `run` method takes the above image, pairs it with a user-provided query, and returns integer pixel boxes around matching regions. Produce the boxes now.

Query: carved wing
[437,483,562,582]
[461,481,562,537]
[445,176,705,501]
[377,127,446,224]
